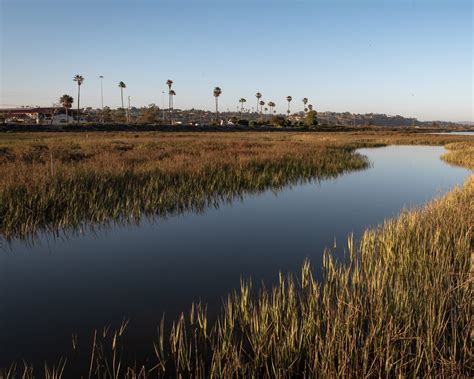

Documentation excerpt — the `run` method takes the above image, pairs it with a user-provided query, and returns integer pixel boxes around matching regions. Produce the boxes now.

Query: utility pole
[127,96,131,123]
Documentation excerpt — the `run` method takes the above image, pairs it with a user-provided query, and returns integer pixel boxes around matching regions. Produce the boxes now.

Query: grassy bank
[1,135,472,377]
[0,133,370,240]
[0,131,471,240]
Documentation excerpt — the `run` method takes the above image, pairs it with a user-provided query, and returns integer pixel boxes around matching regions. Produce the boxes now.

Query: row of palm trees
[67,74,314,125]
[214,90,314,121]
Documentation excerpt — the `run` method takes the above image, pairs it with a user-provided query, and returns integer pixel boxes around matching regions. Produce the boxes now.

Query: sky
[0,0,472,122]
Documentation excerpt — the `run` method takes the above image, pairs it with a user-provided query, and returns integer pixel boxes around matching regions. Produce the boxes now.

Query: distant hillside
[312,111,472,129]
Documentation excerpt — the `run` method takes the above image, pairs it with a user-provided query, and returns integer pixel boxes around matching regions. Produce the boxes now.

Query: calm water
[0,146,471,368]
[429,131,474,135]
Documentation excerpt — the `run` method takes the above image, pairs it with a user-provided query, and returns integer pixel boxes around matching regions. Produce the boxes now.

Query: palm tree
[302,98,308,112]
[169,90,176,123]
[213,87,222,119]
[239,98,246,112]
[73,75,84,125]
[166,79,173,124]
[59,94,73,124]
[255,92,262,114]
[308,104,313,111]
[268,101,275,114]
[257,100,265,121]
[286,96,292,116]
[118,81,126,109]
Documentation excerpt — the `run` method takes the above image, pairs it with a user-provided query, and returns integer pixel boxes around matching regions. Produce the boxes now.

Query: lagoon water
[429,131,474,136]
[0,146,471,368]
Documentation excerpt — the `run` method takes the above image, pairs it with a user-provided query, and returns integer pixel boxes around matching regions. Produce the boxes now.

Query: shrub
[237,119,249,126]
[270,115,286,127]
[305,110,319,128]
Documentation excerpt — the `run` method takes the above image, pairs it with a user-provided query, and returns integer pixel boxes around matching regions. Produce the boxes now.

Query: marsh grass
[0,133,373,240]
[1,131,471,240]
[441,142,474,169]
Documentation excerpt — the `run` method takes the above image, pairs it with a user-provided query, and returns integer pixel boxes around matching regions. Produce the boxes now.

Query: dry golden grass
[0,131,471,189]
[0,130,472,240]
[442,142,474,169]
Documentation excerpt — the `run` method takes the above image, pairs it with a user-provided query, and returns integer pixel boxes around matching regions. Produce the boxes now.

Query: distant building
[0,107,84,124]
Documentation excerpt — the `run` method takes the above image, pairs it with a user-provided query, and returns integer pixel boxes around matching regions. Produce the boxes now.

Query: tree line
[59,75,318,127]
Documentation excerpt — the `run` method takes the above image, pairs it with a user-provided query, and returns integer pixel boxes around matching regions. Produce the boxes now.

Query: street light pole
[99,76,104,109]
[162,91,165,122]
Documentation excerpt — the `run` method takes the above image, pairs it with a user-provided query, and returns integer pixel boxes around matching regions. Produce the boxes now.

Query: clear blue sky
[1,0,472,121]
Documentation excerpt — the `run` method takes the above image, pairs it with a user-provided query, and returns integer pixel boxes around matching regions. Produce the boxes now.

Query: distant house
[0,107,84,125]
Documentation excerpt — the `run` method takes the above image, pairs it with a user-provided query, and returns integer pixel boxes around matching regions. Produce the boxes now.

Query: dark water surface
[0,146,471,368]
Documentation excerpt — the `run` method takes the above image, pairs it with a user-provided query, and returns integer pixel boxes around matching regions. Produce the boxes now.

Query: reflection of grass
[2,139,472,378]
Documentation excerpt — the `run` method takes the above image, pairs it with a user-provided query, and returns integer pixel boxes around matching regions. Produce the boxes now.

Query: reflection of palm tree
[166,79,173,124]
[213,87,222,119]
[286,96,292,116]
[73,74,84,124]
[118,81,126,109]
[302,97,308,112]
[239,98,246,112]
[59,94,73,124]
[255,92,262,114]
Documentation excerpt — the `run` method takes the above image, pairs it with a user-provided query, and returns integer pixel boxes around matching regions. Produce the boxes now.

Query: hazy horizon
[1,0,472,122]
